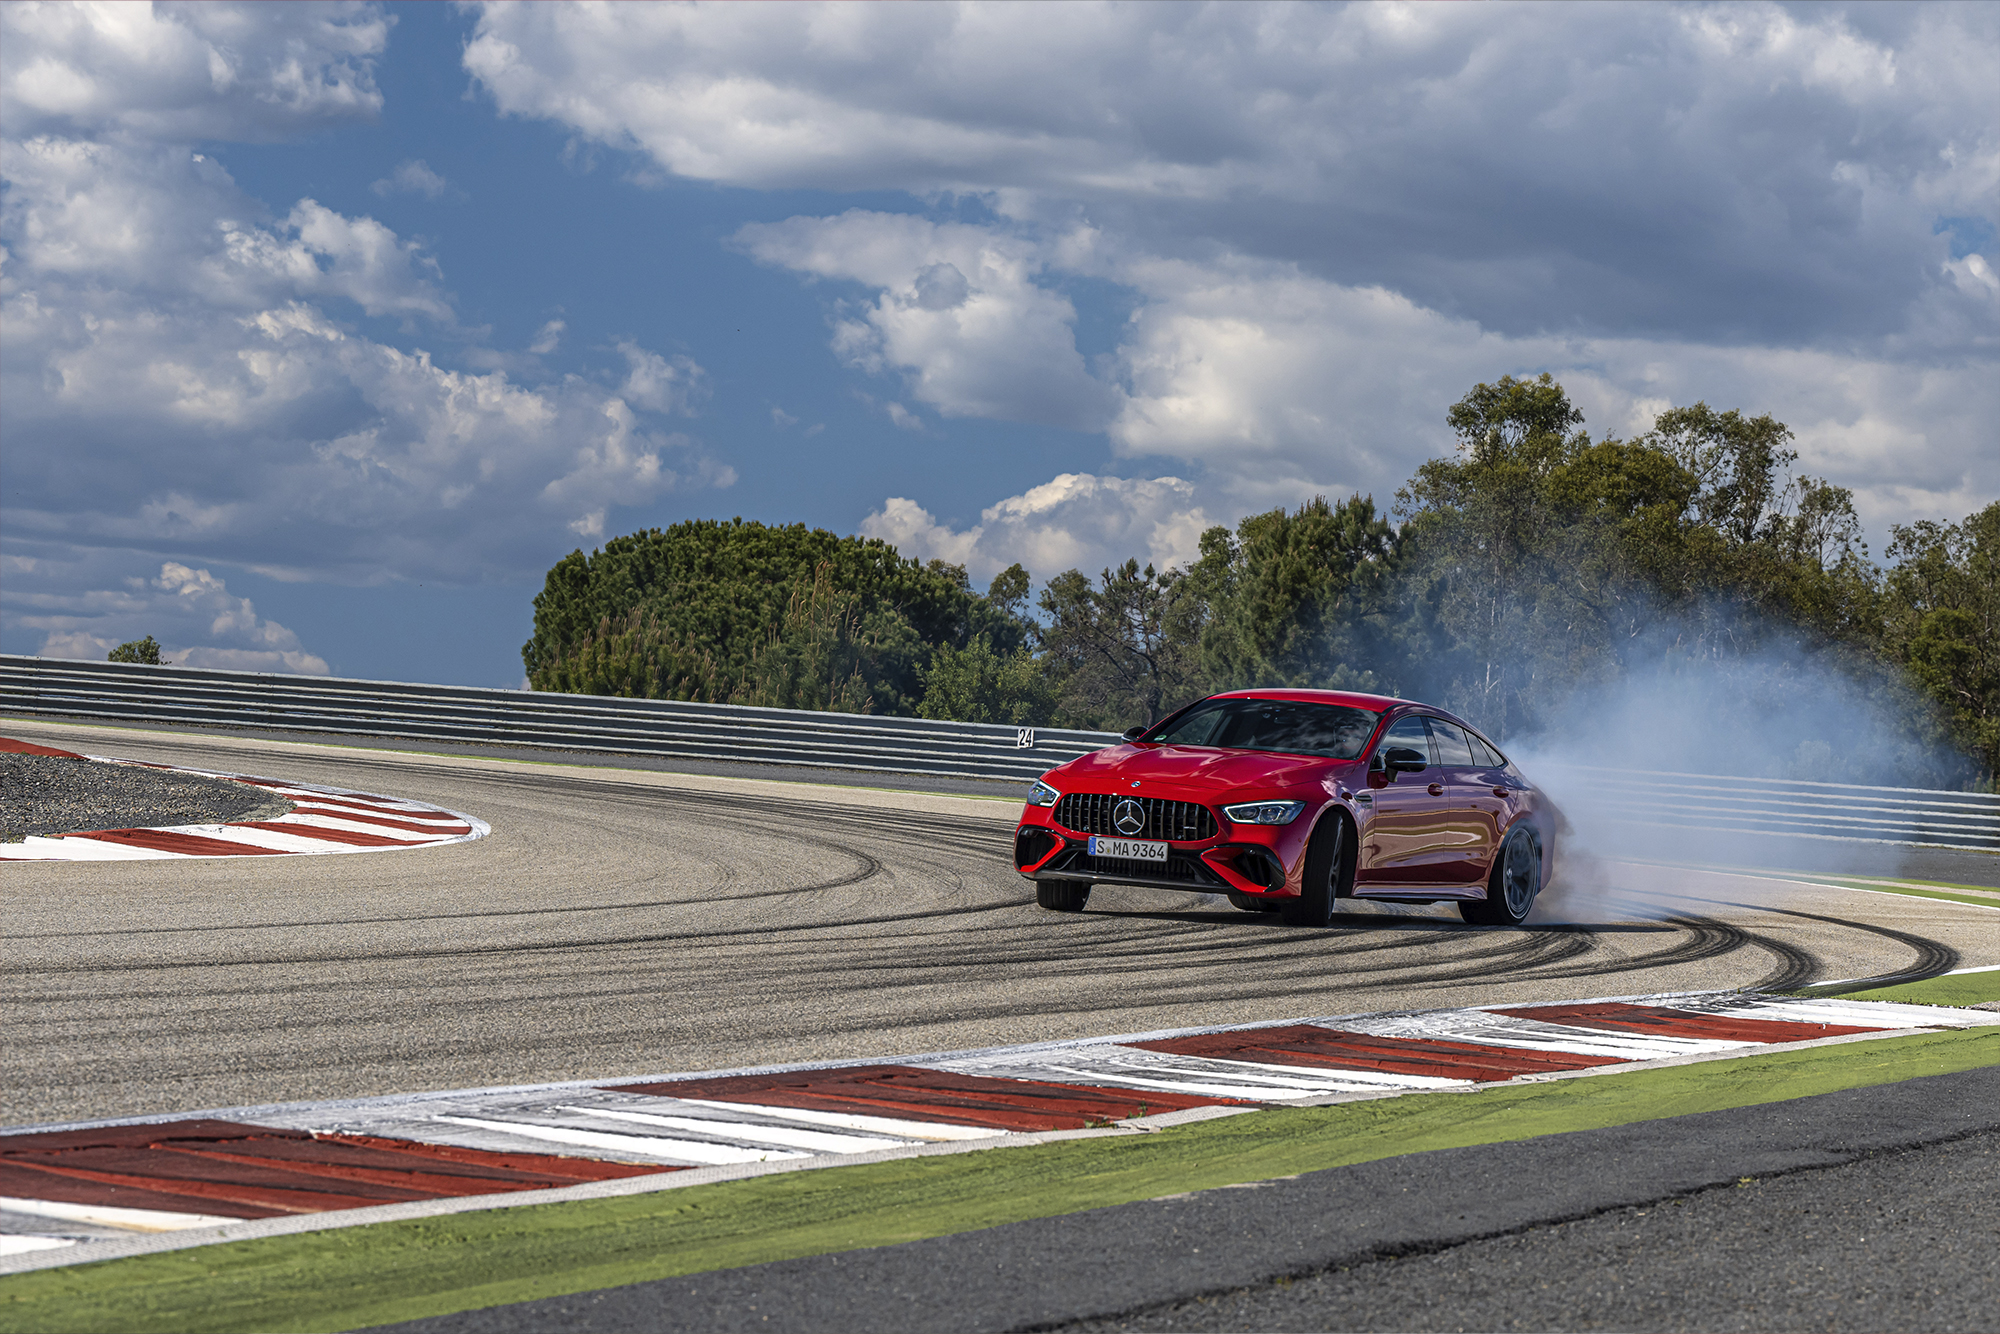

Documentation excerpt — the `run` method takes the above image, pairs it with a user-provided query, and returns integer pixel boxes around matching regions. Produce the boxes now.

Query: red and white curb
[0,738,486,861]
[4,991,1993,1269]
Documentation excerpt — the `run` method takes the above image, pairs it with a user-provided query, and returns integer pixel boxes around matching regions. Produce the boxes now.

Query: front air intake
[1052,793,1217,842]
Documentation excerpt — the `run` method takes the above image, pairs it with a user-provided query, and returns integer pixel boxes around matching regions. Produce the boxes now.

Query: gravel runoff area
[0,752,293,842]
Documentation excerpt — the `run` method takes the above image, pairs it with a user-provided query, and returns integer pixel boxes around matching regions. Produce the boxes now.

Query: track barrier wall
[3,655,1996,851]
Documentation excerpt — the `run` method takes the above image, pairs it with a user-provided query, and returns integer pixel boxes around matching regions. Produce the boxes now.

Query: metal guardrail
[0,655,1115,784]
[2,655,1994,851]
[1533,763,2000,854]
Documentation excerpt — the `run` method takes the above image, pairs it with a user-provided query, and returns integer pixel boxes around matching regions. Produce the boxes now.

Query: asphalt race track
[4,720,1994,1130]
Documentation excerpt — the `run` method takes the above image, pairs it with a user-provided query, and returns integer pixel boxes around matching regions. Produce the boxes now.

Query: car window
[1467,732,1506,769]
[1426,718,1475,768]
[1146,698,1380,759]
[1374,715,1433,769]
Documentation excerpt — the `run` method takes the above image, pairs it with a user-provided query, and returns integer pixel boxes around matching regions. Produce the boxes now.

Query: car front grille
[1053,793,1217,842]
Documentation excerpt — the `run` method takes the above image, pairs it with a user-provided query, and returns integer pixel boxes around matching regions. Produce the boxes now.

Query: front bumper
[1015,824,1301,897]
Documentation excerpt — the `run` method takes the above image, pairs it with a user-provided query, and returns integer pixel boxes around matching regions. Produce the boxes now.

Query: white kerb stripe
[1143,1055,1474,1090]
[0,1196,240,1232]
[0,1236,75,1255]
[430,1115,807,1166]
[288,802,468,827]
[666,1099,1006,1141]
[561,1106,909,1153]
[0,836,190,861]
[269,814,443,842]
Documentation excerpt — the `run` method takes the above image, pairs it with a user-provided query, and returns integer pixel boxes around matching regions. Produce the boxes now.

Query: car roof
[1203,688,1492,739]
[1207,687,1412,711]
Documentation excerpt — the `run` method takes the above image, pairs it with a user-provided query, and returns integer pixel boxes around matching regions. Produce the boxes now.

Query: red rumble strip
[227,821,420,848]
[0,1120,670,1219]
[0,738,86,759]
[54,828,279,857]
[1490,1002,1886,1043]
[1130,1025,1622,1082]
[617,1064,1250,1132]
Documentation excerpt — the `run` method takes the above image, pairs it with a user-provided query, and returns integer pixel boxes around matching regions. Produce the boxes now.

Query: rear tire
[1227,892,1280,913]
[1036,881,1091,912]
[1281,814,1350,928]
[1460,826,1539,926]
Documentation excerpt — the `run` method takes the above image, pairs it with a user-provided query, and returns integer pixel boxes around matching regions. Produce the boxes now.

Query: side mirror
[1383,747,1428,775]
[1121,726,1148,742]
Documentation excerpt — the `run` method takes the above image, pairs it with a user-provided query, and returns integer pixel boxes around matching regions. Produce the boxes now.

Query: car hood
[1050,744,1345,796]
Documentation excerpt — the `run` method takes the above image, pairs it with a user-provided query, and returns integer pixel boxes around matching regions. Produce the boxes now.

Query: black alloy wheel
[1227,891,1281,913]
[1036,881,1091,912]
[1460,826,1539,926]
[1281,814,1350,928]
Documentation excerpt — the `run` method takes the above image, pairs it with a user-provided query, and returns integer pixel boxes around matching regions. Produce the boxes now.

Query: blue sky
[3,1,1995,686]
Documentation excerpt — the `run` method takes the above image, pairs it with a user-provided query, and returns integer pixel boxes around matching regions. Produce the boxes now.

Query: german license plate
[1089,836,1169,863]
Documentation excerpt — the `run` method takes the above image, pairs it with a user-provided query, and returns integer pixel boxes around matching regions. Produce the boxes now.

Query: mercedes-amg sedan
[1014,689,1557,927]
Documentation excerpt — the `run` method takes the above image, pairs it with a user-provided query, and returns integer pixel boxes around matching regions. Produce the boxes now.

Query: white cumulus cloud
[735,210,1116,430]
[24,559,329,675]
[863,474,1211,584]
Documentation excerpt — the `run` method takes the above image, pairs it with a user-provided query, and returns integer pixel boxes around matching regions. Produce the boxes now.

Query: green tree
[1884,503,2000,785]
[107,636,165,665]
[1194,494,1397,691]
[523,520,1032,714]
[1037,561,1207,729]
[917,634,1055,725]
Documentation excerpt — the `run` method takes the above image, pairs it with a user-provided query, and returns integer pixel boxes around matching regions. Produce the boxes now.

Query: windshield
[1142,698,1380,759]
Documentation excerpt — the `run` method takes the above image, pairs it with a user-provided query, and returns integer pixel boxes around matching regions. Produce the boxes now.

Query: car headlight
[1223,799,1304,825]
[1027,779,1061,807]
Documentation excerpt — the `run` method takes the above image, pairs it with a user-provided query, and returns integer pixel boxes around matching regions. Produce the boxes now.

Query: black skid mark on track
[1727,903,1962,991]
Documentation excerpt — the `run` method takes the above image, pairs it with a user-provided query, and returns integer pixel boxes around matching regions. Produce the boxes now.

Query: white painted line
[563,1106,910,1154]
[0,1236,74,1255]
[1712,998,2000,1029]
[940,1050,1459,1098]
[668,1099,1004,1142]
[1342,1014,1749,1059]
[1155,1054,1474,1091]
[430,1115,808,1166]
[0,1196,240,1232]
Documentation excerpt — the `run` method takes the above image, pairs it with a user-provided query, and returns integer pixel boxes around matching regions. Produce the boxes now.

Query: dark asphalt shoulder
[362,1065,2000,1334]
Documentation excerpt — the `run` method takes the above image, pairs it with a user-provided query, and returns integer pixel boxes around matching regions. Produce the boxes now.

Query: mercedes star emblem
[1112,798,1147,836]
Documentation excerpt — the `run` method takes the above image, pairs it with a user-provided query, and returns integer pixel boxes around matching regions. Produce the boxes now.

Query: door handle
[1493,786,1509,798]
[1427,782,1443,796]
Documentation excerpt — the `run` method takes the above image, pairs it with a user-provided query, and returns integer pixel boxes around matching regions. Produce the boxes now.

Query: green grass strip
[1826,971,2000,1008]
[1808,879,2000,910]
[1844,875,2000,895]
[4,1030,1995,1334]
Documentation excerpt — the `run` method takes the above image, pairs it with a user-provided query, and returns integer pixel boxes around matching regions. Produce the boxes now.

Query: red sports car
[1014,689,1556,927]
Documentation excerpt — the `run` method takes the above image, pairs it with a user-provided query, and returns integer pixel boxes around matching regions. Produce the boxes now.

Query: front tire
[1460,826,1539,926]
[1036,881,1091,912]
[1281,814,1351,928]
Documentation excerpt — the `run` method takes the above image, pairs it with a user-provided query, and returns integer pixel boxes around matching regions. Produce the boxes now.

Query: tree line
[525,375,1997,789]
